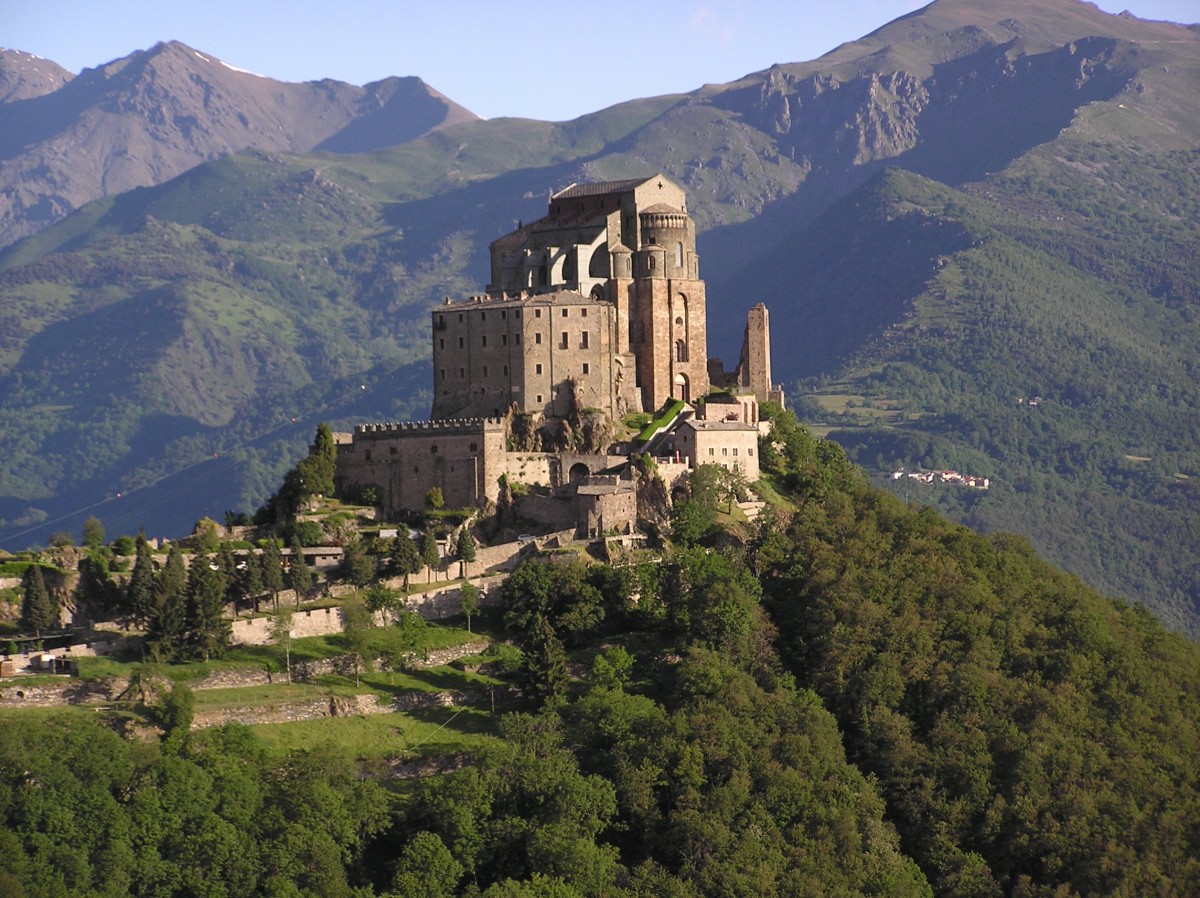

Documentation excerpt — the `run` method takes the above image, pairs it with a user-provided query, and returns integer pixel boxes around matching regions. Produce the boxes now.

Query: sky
[6,0,1199,121]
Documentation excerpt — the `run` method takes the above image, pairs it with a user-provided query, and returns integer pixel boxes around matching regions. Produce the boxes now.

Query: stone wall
[334,418,507,515]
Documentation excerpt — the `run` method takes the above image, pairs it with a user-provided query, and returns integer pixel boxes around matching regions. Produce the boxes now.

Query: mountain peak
[0,47,73,103]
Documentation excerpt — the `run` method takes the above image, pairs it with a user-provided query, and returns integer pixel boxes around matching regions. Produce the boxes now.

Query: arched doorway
[673,373,690,403]
[568,462,591,483]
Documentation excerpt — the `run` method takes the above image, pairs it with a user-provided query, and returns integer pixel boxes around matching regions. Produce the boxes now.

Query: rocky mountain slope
[0,40,478,246]
[2,0,1200,632]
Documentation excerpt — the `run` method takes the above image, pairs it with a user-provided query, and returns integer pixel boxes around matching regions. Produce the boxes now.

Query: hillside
[2,412,1200,897]
[0,39,478,247]
[1,0,1199,633]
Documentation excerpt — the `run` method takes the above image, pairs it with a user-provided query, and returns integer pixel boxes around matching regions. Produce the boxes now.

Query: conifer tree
[288,539,313,604]
[185,555,229,662]
[157,544,187,609]
[127,535,158,628]
[420,529,440,582]
[147,585,187,662]
[20,565,55,637]
[454,528,477,578]
[215,541,239,616]
[261,539,285,611]
[521,617,568,708]
[240,550,264,614]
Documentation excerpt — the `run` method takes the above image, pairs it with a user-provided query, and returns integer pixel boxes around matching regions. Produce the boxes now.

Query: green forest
[3,410,1199,898]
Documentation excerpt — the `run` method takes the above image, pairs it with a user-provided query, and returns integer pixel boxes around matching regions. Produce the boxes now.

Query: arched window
[675,339,687,362]
[675,242,684,267]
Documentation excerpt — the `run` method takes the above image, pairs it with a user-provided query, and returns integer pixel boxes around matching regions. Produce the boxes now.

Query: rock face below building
[335,175,782,527]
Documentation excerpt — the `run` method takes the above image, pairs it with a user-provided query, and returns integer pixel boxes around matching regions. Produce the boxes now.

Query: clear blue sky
[6,1,1197,121]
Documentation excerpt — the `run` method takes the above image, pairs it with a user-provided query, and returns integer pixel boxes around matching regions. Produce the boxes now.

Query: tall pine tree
[127,535,158,627]
[185,555,229,662]
[20,565,55,637]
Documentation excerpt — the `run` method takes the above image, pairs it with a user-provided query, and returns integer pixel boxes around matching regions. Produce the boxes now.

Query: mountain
[1,0,1200,633]
[0,40,479,247]
[0,48,73,102]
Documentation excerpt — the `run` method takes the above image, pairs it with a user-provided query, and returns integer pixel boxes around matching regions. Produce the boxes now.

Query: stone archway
[673,373,690,403]
[569,462,591,483]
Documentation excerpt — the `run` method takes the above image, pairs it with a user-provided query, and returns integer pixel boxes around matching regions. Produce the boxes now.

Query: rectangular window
[582,363,590,375]
[708,448,715,456]
[581,331,589,349]
[483,366,489,376]
[459,367,465,378]
[535,332,542,345]
[515,333,521,344]
[481,335,488,347]
[458,313,464,322]
[503,365,509,375]
[440,368,445,381]
[722,448,728,456]
[562,308,568,317]
[515,310,521,319]
[560,332,568,349]
[501,334,508,346]
[535,309,542,318]
[439,338,445,349]
[581,308,588,318]
[458,337,464,349]
[502,310,507,319]
[481,311,486,320]
[748,448,754,456]
[536,364,543,375]
[733,448,738,456]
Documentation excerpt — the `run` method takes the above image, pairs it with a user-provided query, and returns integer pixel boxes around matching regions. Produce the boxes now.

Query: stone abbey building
[335,175,782,523]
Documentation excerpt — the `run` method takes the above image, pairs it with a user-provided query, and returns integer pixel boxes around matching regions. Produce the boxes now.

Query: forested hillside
[3,411,1199,897]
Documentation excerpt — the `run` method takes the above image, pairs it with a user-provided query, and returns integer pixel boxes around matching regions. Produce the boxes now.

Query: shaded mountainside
[1,0,1200,632]
[0,39,478,247]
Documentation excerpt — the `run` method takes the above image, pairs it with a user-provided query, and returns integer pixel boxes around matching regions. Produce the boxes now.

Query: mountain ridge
[0,39,479,247]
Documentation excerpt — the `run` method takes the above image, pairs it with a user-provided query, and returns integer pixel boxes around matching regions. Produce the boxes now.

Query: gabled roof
[552,178,648,200]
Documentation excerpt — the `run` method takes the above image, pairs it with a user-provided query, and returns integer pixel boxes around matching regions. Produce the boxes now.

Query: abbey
[335,174,782,524]
[432,175,711,420]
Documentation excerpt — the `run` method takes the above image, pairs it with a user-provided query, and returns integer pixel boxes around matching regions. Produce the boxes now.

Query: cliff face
[0,40,478,247]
